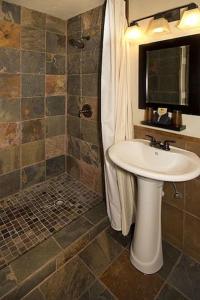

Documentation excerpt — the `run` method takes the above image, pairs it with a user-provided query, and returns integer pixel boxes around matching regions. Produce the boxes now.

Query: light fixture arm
[130,2,198,26]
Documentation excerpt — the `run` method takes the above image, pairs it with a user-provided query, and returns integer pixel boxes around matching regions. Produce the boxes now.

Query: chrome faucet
[146,135,176,151]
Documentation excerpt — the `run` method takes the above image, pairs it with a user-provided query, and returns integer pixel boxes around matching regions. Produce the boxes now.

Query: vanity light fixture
[126,23,143,40]
[147,17,171,35]
[127,2,200,40]
[178,6,200,29]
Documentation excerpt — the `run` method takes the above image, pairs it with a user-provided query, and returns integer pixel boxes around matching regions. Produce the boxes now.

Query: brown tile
[83,202,107,225]
[0,145,20,175]
[54,216,93,249]
[79,231,122,276]
[11,238,60,282]
[21,27,45,51]
[81,6,103,31]
[101,250,164,300]
[67,155,80,179]
[22,75,45,97]
[22,119,45,143]
[80,160,101,192]
[21,97,44,120]
[67,53,81,75]
[46,75,66,95]
[68,135,80,159]
[185,140,200,156]
[168,255,200,300]
[82,74,99,97]
[80,140,99,167]
[0,170,20,198]
[67,95,80,117]
[0,20,20,48]
[67,15,81,34]
[157,284,187,300]
[0,48,20,73]
[80,280,115,300]
[0,1,21,24]
[46,155,65,178]
[22,161,45,189]
[22,140,45,167]
[0,122,20,149]
[67,75,80,95]
[185,179,200,218]
[0,98,20,122]
[56,218,109,268]
[46,31,66,54]
[40,256,95,300]
[82,28,102,52]
[162,203,183,249]
[81,119,100,145]
[82,49,101,74]
[46,135,65,159]
[163,181,184,210]
[21,7,45,29]
[46,116,65,138]
[46,95,65,116]
[21,51,45,74]
[46,15,66,34]
[184,213,200,261]
[0,266,17,299]
[46,53,65,75]
[67,115,80,138]
[0,74,20,98]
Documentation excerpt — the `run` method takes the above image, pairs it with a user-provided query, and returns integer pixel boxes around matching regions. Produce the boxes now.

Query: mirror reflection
[146,46,190,106]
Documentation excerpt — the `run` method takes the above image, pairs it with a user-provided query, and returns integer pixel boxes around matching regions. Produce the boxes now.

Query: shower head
[69,36,90,49]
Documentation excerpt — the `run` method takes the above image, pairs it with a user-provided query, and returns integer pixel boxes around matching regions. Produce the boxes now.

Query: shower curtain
[101,0,136,235]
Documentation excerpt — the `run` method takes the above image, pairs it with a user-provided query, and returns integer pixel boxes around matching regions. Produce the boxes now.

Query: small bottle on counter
[144,107,153,123]
[172,110,182,127]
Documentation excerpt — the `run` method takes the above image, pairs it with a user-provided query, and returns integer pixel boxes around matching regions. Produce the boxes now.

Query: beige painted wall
[129,0,200,21]
[128,0,200,138]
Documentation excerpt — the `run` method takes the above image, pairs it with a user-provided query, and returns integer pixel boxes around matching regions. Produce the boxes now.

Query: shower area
[0,2,106,299]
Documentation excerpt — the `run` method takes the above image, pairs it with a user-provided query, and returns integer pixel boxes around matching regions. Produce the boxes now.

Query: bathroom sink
[109,139,200,274]
[109,139,200,182]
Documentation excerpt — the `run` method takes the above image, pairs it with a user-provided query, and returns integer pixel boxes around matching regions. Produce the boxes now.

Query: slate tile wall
[0,1,67,199]
[67,5,105,194]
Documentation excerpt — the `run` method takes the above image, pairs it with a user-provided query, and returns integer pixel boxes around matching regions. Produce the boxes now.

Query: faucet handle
[145,135,156,142]
[162,140,176,151]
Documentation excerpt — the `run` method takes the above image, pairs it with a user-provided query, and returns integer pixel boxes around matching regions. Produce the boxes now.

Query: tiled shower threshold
[0,173,103,270]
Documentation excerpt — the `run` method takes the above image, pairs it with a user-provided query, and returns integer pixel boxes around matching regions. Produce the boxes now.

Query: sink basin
[109,139,200,182]
[109,139,200,274]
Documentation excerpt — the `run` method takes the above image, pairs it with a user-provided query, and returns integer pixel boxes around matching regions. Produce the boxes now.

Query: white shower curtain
[101,0,136,235]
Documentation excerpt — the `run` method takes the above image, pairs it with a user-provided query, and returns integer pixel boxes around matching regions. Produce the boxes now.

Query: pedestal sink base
[130,176,164,274]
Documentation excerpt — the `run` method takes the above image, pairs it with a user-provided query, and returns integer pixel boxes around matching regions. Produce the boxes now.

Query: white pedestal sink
[109,139,200,274]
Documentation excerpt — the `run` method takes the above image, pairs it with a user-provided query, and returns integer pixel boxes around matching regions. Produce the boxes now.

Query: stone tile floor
[0,173,102,269]
[20,226,200,300]
[0,174,200,300]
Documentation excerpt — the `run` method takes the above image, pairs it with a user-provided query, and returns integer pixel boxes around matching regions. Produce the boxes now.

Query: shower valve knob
[79,104,92,118]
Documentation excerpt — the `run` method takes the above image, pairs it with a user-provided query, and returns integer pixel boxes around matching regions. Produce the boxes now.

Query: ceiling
[6,0,105,20]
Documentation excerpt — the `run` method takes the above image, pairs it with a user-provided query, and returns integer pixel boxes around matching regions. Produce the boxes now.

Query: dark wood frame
[139,33,200,115]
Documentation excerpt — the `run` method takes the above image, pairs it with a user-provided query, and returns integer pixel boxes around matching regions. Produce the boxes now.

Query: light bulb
[147,18,170,35]
[125,25,143,40]
[178,8,200,29]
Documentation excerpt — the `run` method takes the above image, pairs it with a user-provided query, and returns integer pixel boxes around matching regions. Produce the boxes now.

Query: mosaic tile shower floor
[0,173,102,270]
